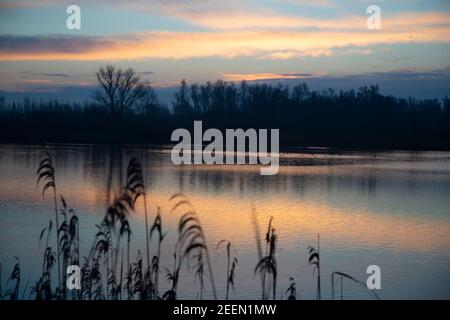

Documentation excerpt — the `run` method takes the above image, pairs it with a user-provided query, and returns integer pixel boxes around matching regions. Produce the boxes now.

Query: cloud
[222,72,314,82]
[19,79,52,84]
[0,35,113,55]
[348,66,450,81]
[261,49,333,60]
[0,0,338,10]
[137,71,154,75]
[143,3,450,32]
[0,20,449,62]
[278,0,337,8]
[0,8,448,61]
[1,0,447,33]
[164,10,364,31]
[21,71,70,77]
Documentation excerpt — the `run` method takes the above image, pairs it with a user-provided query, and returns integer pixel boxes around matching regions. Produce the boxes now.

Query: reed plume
[217,240,238,300]
[255,217,277,300]
[58,197,79,299]
[125,158,150,275]
[150,207,165,298]
[126,157,156,299]
[285,277,296,300]
[37,146,61,291]
[170,193,217,299]
[308,234,321,300]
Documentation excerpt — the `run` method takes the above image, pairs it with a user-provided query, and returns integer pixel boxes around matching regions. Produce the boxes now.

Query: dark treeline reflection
[2,144,449,212]
[1,80,449,149]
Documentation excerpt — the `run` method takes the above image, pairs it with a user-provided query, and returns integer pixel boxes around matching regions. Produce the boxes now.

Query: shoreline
[1,141,450,154]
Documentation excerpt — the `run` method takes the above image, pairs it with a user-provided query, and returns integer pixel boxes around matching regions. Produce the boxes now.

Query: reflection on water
[0,144,449,299]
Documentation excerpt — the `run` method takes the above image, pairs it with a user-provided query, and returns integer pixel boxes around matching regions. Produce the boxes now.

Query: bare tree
[92,65,144,116]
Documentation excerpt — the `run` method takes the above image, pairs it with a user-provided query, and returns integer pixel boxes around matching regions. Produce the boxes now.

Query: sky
[0,0,449,102]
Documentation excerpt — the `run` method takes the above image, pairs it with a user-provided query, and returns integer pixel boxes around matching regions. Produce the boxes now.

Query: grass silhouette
[0,146,381,300]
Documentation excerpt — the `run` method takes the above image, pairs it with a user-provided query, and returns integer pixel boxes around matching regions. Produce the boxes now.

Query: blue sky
[0,0,449,100]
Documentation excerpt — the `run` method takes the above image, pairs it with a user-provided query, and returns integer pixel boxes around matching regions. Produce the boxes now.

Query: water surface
[0,144,449,299]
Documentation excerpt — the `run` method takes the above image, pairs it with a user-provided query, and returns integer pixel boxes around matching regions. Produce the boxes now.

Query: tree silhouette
[92,65,144,117]
[0,74,449,149]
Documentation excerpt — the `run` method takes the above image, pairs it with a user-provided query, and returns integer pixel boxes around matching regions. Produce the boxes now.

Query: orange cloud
[162,8,450,31]
[261,49,333,60]
[0,11,448,61]
[222,73,314,82]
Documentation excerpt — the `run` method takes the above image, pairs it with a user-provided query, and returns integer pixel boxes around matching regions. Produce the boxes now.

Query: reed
[80,257,92,300]
[131,250,144,299]
[91,255,103,300]
[170,193,217,299]
[331,271,380,300]
[58,197,79,299]
[126,158,151,279]
[162,253,179,300]
[285,277,296,300]
[6,257,20,300]
[255,216,277,300]
[126,157,159,299]
[37,146,61,291]
[192,252,205,300]
[119,218,132,299]
[94,223,112,299]
[150,207,165,298]
[32,219,56,300]
[217,240,238,300]
[0,155,382,301]
[308,234,321,300]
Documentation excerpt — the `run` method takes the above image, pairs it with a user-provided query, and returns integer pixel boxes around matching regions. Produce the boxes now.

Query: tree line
[0,65,449,149]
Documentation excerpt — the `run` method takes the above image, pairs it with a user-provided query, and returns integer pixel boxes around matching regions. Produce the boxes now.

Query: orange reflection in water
[133,190,450,255]
[3,163,448,255]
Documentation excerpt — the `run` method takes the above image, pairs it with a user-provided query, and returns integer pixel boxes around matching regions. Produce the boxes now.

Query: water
[0,144,449,299]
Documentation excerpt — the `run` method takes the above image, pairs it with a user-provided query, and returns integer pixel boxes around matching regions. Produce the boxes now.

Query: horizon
[1,69,449,104]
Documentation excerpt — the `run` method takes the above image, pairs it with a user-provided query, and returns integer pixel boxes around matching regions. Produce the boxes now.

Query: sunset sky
[0,0,449,100]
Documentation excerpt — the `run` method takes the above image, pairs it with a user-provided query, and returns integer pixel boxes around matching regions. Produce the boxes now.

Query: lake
[0,144,449,299]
